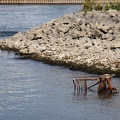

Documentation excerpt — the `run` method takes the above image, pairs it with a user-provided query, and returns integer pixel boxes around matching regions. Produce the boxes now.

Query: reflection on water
[0,50,120,120]
[0,31,18,37]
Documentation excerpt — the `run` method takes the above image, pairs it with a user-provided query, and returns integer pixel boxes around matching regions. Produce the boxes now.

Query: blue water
[0,5,120,120]
[0,4,82,38]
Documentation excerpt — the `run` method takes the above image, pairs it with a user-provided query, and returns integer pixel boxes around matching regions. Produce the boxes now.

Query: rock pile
[0,9,120,76]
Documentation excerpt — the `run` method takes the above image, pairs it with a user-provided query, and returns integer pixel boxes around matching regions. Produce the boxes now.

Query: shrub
[104,3,120,11]
[83,0,95,13]
[83,0,120,12]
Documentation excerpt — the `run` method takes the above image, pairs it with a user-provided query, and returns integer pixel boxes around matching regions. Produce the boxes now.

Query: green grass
[104,3,120,11]
[83,0,95,13]
[83,0,120,12]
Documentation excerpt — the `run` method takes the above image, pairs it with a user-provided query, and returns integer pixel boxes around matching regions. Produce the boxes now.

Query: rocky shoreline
[0,9,120,76]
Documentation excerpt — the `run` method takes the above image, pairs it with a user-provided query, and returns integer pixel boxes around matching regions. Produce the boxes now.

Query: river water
[0,5,120,120]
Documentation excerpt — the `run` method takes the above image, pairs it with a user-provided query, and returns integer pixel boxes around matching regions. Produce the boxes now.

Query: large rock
[110,41,120,49]
[0,10,120,76]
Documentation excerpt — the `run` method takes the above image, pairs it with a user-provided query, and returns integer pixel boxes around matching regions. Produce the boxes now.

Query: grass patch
[104,3,120,11]
[83,0,95,12]
[83,0,120,12]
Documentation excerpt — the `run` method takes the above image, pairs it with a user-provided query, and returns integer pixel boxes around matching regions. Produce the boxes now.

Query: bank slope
[0,9,120,76]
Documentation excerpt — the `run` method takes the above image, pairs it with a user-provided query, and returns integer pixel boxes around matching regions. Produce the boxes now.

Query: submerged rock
[0,10,120,76]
